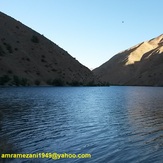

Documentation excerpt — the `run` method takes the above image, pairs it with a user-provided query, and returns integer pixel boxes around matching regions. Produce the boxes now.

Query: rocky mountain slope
[93,34,163,86]
[0,12,95,86]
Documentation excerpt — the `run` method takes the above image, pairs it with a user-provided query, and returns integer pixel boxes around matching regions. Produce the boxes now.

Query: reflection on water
[0,86,163,162]
[125,87,163,157]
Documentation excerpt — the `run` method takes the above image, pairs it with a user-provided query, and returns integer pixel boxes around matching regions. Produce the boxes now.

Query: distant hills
[0,12,96,86]
[93,34,163,86]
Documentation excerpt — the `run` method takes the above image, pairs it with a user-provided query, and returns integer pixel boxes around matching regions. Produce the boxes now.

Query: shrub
[7,70,13,74]
[46,79,52,85]
[21,78,28,86]
[46,79,64,86]
[12,75,20,86]
[52,79,64,86]
[16,25,19,29]
[2,42,13,53]
[14,48,18,51]
[12,76,29,86]
[71,81,81,86]
[0,45,5,56]
[0,75,10,85]
[101,81,110,86]
[51,68,57,72]
[26,58,30,62]
[87,80,95,86]
[31,35,39,43]
[36,72,40,76]
[41,59,46,62]
[5,43,13,53]
[35,80,40,86]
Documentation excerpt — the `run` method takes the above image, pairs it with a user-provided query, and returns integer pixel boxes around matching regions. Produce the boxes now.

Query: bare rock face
[0,12,95,86]
[93,34,163,86]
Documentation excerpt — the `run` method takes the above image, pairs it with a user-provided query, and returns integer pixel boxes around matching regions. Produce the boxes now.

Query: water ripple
[0,86,163,162]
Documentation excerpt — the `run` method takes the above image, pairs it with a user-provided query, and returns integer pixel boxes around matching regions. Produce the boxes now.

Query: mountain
[0,12,95,86]
[93,34,163,86]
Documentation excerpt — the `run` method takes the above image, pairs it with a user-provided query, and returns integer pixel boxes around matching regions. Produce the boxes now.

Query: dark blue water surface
[0,86,163,163]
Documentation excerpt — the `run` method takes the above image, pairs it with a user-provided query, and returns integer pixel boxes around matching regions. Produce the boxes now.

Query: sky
[1,0,163,69]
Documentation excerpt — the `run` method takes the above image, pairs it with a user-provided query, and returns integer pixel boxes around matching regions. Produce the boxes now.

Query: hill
[93,34,163,86]
[0,12,95,86]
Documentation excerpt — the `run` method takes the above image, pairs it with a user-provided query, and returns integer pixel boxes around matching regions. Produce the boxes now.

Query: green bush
[31,35,39,43]
[35,80,40,86]
[41,59,46,62]
[52,79,64,86]
[26,58,30,62]
[4,43,13,53]
[12,76,28,86]
[0,75,10,85]
[0,45,5,56]
[70,81,81,86]
[46,79,64,86]
[21,78,28,86]
[15,47,18,51]
[12,75,20,86]
[87,80,95,86]
[46,79,52,85]
[7,70,13,74]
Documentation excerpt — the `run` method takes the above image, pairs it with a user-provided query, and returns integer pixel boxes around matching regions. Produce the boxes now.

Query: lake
[0,86,163,163]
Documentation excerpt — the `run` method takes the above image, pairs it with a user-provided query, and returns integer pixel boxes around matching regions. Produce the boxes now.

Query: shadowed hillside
[0,12,96,86]
[93,34,163,86]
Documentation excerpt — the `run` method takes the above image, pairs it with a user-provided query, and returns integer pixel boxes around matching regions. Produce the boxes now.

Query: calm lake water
[0,86,163,163]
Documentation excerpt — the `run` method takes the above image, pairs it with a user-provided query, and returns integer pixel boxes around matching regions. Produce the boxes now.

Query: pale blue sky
[1,0,163,69]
